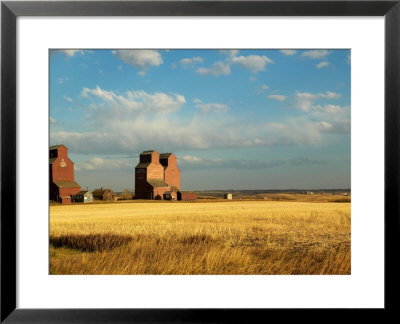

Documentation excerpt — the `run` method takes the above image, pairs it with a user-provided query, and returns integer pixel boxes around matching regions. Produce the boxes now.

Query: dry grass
[49,200,350,275]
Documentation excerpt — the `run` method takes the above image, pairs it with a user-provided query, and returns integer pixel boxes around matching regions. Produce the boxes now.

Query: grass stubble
[49,198,351,275]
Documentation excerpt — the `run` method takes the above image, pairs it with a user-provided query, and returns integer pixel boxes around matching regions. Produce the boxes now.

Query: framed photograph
[1,0,399,322]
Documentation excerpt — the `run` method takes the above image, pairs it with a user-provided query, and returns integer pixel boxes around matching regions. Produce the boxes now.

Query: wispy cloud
[51,83,349,156]
[316,61,330,69]
[179,155,328,170]
[301,50,330,59]
[112,50,163,75]
[180,155,285,170]
[75,157,134,171]
[51,49,86,57]
[81,85,185,115]
[290,157,328,166]
[267,94,287,102]
[179,56,203,68]
[219,50,239,57]
[195,101,229,113]
[230,55,273,73]
[280,50,297,56]
[196,61,231,76]
[257,84,269,94]
[197,53,273,76]
[293,91,341,112]
[57,77,69,84]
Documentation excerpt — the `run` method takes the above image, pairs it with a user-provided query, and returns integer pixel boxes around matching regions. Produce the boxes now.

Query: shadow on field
[50,233,132,252]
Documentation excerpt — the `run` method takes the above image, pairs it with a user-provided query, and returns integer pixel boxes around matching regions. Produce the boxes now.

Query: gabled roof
[49,144,65,150]
[92,190,105,196]
[53,180,80,188]
[92,188,114,196]
[160,153,173,159]
[135,162,151,168]
[75,190,89,195]
[141,150,156,155]
[147,179,169,188]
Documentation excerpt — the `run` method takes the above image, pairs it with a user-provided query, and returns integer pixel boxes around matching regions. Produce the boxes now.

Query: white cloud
[196,53,272,77]
[280,50,297,56]
[249,76,257,82]
[196,61,231,76]
[179,156,286,170]
[52,50,85,57]
[179,56,203,67]
[267,94,287,102]
[182,155,203,162]
[57,77,69,84]
[231,55,273,73]
[81,86,185,115]
[290,157,327,166]
[313,104,344,114]
[195,102,229,113]
[301,50,330,59]
[51,87,349,156]
[256,84,270,94]
[112,50,163,74]
[82,86,116,102]
[316,61,330,69]
[180,155,329,170]
[50,116,56,123]
[76,157,133,171]
[219,50,239,57]
[51,109,349,155]
[64,95,73,102]
[293,91,341,112]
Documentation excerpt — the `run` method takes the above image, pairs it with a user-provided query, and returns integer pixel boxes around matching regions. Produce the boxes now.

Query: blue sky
[50,49,351,191]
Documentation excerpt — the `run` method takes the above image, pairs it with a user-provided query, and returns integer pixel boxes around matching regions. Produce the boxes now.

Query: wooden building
[160,153,180,190]
[49,144,81,203]
[92,188,115,201]
[178,191,197,201]
[135,150,180,200]
[71,190,93,203]
[224,193,233,200]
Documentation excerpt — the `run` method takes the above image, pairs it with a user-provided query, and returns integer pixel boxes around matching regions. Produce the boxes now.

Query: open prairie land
[50,198,351,275]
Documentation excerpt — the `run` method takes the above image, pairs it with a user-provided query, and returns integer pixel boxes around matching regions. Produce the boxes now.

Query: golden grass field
[49,195,351,275]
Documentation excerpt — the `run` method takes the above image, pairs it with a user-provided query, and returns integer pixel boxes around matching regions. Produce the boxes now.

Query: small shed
[224,193,233,200]
[178,191,197,201]
[71,190,93,203]
[92,188,116,201]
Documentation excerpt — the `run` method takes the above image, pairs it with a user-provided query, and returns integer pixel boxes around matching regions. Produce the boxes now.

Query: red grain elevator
[49,144,81,203]
[135,150,181,199]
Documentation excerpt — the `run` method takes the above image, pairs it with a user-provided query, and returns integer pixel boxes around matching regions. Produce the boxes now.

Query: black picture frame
[1,0,399,322]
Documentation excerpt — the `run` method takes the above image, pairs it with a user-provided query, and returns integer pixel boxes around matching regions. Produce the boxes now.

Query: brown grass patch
[50,233,132,252]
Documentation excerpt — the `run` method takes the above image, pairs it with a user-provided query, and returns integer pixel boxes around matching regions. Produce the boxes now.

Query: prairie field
[49,197,351,275]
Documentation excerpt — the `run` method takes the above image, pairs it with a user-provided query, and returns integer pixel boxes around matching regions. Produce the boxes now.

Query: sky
[49,49,351,192]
